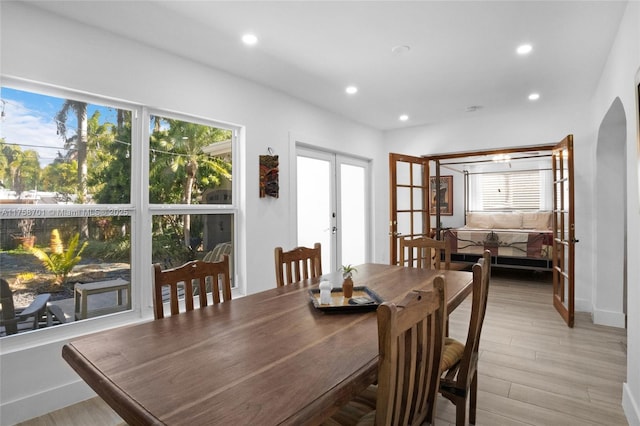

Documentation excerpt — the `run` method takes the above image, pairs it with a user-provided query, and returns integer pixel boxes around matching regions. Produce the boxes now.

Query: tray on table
[309,286,383,313]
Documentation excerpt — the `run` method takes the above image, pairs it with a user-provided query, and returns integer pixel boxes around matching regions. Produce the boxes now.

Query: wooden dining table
[62,263,473,426]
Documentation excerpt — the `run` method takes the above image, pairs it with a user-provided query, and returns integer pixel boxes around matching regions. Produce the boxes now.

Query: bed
[443,211,553,271]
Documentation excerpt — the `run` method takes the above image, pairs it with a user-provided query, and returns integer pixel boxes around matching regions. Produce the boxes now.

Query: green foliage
[30,232,88,285]
[1,142,41,192]
[91,110,131,204]
[83,237,130,262]
[341,264,358,279]
[41,160,77,196]
[151,232,192,267]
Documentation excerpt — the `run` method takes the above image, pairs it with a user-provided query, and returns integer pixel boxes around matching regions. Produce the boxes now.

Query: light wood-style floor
[17,269,627,426]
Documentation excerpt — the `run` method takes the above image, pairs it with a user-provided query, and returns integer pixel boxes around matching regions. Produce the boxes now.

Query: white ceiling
[26,1,628,131]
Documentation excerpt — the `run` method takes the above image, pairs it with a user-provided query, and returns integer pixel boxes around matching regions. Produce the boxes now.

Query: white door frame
[289,134,371,272]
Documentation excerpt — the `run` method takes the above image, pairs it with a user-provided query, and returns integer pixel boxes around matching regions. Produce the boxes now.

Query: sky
[1,87,118,166]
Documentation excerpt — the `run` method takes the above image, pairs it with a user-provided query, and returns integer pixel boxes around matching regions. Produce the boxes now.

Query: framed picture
[430,175,453,216]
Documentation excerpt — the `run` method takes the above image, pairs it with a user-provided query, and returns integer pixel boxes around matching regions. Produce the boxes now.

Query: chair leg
[455,394,467,426]
[469,372,478,424]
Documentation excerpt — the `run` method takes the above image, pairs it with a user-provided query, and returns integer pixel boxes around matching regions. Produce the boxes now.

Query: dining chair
[0,278,51,336]
[439,250,491,425]
[324,276,447,426]
[152,255,232,320]
[400,236,451,270]
[274,242,322,287]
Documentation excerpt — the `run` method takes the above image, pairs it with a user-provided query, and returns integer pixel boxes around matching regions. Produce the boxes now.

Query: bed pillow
[522,211,552,229]
[466,212,494,228]
[490,212,523,229]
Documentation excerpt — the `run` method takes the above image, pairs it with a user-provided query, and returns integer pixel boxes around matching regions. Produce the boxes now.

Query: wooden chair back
[152,256,232,320]
[400,236,451,270]
[439,250,491,425]
[375,276,447,425]
[274,242,322,287]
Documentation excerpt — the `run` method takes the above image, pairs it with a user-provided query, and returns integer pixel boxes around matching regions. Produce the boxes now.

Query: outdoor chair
[0,278,51,336]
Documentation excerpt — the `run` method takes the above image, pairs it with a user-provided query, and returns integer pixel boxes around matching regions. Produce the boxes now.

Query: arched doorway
[595,97,627,327]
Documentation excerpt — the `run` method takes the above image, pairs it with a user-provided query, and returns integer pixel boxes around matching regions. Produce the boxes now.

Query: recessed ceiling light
[345,86,358,95]
[242,33,258,46]
[391,45,411,55]
[528,93,540,101]
[517,44,533,55]
[399,114,409,121]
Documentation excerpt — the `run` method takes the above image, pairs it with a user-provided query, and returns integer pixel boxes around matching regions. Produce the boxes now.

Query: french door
[389,153,431,264]
[296,147,370,272]
[552,135,576,327]
[390,137,575,327]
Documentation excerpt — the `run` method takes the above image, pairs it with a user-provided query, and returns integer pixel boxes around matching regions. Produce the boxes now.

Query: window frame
[0,78,242,351]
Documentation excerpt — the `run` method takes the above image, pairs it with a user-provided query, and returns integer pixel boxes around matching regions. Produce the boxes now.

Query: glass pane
[397,212,412,237]
[396,187,412,211]
[395,161,410,185]
[149,116,232,205]
[340,163,365,266]
[1,86,132,204]
[151,213,235,287]
[297,156,331,265]
[1,215,132,336]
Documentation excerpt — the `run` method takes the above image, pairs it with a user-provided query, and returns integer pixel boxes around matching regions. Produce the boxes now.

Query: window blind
[481,170,541,210]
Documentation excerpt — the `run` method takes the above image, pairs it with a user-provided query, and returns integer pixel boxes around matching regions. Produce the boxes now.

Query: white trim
[624,382,640,426]
[592,308,626,328]
[0,378,97,426]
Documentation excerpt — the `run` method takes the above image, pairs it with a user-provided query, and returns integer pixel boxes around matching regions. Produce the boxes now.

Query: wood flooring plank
[508,383,628,425]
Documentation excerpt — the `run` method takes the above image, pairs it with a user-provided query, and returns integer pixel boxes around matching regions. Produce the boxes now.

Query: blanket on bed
[445,228,552,258]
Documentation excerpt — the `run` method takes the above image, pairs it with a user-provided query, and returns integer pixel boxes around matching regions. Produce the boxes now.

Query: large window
[480,170,543,210]
[148,114,236,293]
[0,83,238,338]
[467,159,553,212]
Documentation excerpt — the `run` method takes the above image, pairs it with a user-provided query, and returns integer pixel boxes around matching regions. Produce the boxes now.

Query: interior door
[551,135,575,327]
[389,153,430,265]
[297,147,370,272]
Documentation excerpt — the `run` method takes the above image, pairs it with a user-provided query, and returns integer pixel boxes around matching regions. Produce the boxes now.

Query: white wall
[0,3,387,424]
[590,2,640,424]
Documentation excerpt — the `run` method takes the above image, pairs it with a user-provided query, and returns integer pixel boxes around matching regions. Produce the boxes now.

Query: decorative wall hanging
[259,151,279,198]
[429,175,453,215]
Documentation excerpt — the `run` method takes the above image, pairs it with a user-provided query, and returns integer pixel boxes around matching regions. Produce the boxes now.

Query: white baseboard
[624,382,640,426]
[593,308,626,328]
[0,379,94,426]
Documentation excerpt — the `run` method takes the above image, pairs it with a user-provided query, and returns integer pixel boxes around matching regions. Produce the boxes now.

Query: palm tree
[56,100,89,237]
[164,120,231,247]
[8,148,40,194]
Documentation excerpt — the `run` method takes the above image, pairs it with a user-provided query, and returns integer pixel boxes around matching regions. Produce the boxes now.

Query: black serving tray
[309,286,383,313]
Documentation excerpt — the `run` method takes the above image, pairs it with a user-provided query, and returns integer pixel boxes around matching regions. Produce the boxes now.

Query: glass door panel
[296,154,332,268]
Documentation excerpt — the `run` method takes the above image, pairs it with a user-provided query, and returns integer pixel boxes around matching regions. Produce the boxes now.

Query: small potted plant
[341,264,358,298]
[14,219,36,249]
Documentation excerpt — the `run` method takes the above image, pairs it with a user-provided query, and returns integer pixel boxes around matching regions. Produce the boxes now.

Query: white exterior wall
[0,3,387,424]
